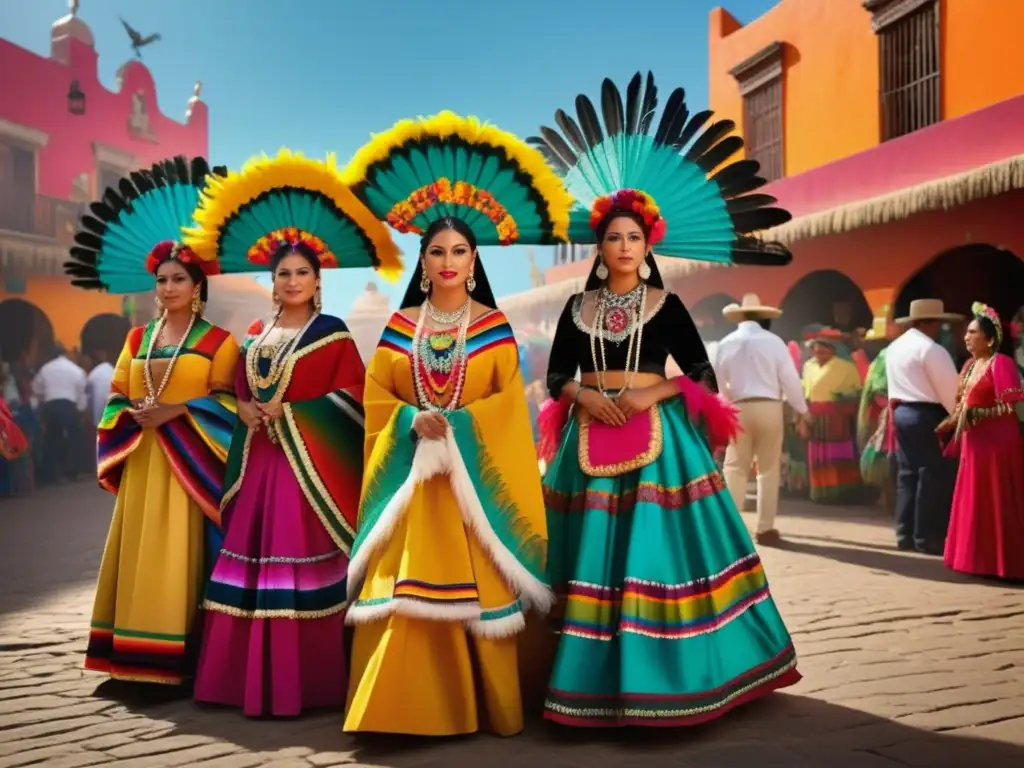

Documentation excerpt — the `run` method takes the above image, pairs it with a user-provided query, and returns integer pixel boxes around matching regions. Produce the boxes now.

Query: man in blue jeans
[885,300,962,555]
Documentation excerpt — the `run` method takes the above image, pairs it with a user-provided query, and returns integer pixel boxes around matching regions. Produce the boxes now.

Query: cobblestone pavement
[2,483,1023,767]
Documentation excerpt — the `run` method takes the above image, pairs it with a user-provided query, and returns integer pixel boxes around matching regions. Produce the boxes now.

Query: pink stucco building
[0,2,209,358]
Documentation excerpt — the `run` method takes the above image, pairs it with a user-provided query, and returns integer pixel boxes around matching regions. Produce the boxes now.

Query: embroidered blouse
[545,290,715,399]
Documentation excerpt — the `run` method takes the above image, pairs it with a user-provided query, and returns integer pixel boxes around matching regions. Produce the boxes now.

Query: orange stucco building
[502,0,1024,344]
[709,0,1024,179]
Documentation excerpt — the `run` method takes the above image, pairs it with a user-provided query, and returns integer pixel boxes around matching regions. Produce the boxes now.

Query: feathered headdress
[971,302,1003,347]
[64,156,226,293]
[527,71,793,266]
[341,111,574,246]
[183,149,403,279]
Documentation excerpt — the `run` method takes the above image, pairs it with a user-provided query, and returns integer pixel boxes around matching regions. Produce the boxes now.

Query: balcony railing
[0,193,86,244]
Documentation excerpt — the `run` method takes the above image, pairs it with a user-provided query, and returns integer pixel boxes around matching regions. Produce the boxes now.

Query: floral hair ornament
[589,188,667,245]
[971,301,1003,347]
[145,240,221,277]
[247,227,338,268]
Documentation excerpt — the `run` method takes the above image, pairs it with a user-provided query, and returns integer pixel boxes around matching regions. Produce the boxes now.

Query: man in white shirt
[885,299,963,555]
[85,351,115,428]
[32,344,88,485]
[715,294,810,546]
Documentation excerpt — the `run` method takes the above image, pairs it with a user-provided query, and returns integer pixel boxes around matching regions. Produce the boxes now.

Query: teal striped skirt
[542,398,800,727]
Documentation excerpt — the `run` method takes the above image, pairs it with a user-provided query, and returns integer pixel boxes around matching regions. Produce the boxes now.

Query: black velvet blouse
[545,291,716,400]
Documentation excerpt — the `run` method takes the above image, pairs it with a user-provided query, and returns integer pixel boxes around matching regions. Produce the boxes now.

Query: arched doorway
[689,293,738,342]
[895,244,1024,355]
[777,270,873,342]
[80,313,131,365]
[0,298,55,367]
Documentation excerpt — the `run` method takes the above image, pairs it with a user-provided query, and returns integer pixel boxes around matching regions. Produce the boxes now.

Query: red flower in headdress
[145,240,220,276]
[247,227,338,268]
[589,189,666,245]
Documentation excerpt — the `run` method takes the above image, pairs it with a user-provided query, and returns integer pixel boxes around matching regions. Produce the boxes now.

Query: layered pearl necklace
[588,283,646,397]
[412,297,471,412]
[143,312,197,408]
[246,311,319,400]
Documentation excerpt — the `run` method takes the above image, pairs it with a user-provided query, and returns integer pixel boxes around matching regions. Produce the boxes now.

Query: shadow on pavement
[775,496,893,526]
[772,538,978,584]
[0,482,107,620]
[88,686,1024,767]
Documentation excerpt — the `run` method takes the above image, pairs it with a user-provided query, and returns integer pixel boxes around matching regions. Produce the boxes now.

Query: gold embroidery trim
[279,403,355,552]
[202,598,345,620]
[577,406,664,477]
[224,329,353,515]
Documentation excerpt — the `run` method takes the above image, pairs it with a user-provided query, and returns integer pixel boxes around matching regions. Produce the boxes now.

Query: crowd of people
[0,343,116,497]
[711,294,1024,581]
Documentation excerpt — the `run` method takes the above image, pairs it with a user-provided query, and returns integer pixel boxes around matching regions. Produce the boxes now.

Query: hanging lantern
[68,80,86,115]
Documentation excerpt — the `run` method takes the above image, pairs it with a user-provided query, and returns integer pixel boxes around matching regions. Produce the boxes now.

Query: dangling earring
[313,284,323,313]
[466,271,477,293]
[191,286,203,315]
[154,294,164,313]
[272,291,282,315]
[595,254,609,281]
[638,257,652,281]
[420,268,431,293]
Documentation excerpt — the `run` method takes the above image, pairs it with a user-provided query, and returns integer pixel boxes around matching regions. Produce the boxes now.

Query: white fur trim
[442,429,554,614]
[346,427,554,617]
[347,597,481,625]
[467,611,526,639]
[346,437,451,603]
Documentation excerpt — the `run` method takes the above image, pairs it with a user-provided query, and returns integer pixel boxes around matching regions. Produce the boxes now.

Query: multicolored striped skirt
[542,398,800,727]
[807,400,862,502]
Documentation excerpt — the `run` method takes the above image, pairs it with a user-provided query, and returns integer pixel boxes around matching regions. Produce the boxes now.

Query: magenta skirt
[194,430,349,717]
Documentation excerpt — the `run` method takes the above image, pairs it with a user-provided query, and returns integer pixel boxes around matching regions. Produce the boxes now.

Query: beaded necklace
[245,312,319,402]
[143,312,196,408]
[588,283,646,397]
[411,298,471,412]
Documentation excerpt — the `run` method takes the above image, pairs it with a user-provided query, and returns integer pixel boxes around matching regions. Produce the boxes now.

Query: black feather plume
[532,72,795,266]
[64,154,222,292]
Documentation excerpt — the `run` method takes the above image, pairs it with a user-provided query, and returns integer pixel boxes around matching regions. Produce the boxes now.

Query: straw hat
[804,326,845,349]
[722,293,782,322]
[895,299,964,325]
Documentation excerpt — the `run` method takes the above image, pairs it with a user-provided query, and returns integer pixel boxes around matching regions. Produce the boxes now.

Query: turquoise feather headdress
[341,111,574,247]
[65,156,226,293]
[183,149,403,280]
[527,71,793,266]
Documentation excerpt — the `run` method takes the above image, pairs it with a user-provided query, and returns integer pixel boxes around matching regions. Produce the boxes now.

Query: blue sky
[3,0,778,315]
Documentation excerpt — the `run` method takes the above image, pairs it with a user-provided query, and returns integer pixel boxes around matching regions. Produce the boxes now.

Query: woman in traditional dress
[63,157,238,684]
[532,72,801,728]
[0,368,29,497]
[340,112,574,736]
[781,339,810,496]
[941,303,1024,580]
[802,329,865,504]
[857,319,897,506]
[184,150,402,716]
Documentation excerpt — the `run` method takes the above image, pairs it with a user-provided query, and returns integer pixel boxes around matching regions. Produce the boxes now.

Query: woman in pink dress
[941,302,1024,580]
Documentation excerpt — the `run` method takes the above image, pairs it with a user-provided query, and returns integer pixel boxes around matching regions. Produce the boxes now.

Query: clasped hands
[128,400,183,428]
[575,386,657,427]
[412,411,448,440]
[238,399,284,430]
